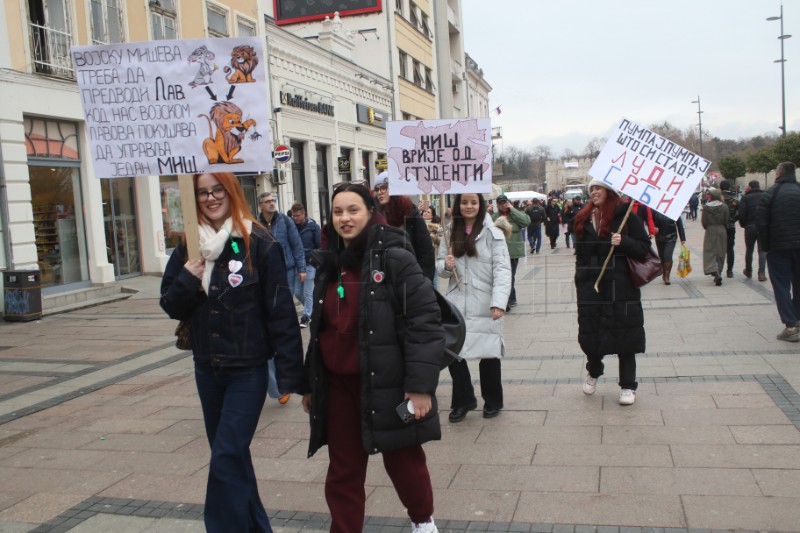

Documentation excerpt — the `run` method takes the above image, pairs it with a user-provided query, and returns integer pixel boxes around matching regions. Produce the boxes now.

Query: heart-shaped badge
[228,260,243,274]
[228,273,243,288]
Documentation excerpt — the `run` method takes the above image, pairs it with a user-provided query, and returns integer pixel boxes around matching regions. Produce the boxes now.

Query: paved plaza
[0,219,799,532]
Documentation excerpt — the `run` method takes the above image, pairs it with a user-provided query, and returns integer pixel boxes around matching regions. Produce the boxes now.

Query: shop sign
[280,92,335,116]
[356,103,387,129]
[375,158,388,170]
[274,145,291,163]
[338,157,351,173]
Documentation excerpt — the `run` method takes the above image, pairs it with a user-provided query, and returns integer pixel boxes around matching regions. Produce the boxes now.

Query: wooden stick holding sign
[593,200,635,293]
[440,194,462,291]
[178,174,200,261]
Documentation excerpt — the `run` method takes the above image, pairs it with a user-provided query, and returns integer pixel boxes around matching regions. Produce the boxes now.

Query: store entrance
[101,177,141,278]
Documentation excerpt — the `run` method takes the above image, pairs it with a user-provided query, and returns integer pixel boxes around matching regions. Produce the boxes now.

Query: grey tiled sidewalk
[1,219,799,532]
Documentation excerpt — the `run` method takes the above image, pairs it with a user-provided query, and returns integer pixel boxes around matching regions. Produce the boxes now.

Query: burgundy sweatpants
[325,373,434,532]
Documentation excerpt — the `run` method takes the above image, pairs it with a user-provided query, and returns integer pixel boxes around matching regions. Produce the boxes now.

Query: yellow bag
[677,244,692,278]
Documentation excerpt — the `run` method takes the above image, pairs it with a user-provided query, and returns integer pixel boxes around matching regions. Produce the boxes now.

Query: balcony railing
[29,22,75,79]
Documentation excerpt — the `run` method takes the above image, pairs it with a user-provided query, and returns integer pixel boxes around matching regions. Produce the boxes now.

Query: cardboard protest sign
[72,37,272,179]
[588,118,710,221]
[386,118,492,195]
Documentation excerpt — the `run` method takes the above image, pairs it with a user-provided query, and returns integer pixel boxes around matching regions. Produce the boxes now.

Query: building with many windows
[0,0,490,311]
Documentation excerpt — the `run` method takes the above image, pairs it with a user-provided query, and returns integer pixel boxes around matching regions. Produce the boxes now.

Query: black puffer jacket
[755,174,800,252]
[401,205,436,281]
[574,205,651,357]
[305,224,444,457]
[738,187,764,228]
[160,225,305,392]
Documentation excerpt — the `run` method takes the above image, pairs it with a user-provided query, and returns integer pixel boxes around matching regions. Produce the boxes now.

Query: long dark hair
[573,189,620,238]
[321,184,386,275]
[450,194,487,258]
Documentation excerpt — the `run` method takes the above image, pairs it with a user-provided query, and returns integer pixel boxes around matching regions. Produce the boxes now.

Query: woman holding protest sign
[160,172,304,532]
[303,183,444,533]
[573,179,650,406]
[438,193,512,422]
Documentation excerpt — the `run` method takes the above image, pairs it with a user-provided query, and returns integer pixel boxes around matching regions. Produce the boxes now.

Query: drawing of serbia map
[387,118,493,196]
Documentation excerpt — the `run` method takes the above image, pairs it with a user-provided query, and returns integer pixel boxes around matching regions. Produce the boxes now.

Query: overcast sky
[461,0,800,156]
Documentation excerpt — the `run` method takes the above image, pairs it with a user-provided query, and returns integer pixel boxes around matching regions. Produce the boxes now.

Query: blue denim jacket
[160,225,304,393]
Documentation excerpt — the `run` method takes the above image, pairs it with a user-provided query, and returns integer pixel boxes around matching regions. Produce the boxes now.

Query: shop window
[91,0,125,44]
[159,176,183,252]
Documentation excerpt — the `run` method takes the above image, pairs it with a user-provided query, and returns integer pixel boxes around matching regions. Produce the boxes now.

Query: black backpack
[527,206,544,225]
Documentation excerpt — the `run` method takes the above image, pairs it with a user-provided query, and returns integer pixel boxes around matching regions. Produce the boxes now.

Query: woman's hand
[610,233,622,246]
[184,258,204,280]
[405,392,432,419]
[302,393,312,414]
[444,254,456,271]
[491,306,505,320]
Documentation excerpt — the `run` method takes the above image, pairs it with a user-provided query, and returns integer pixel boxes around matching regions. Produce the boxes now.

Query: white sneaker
[412,518,438,533]
[582,375,597,395]
[619,389,636,405]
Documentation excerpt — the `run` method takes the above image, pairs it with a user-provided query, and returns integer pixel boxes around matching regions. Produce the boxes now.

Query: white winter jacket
[436,216,512,359]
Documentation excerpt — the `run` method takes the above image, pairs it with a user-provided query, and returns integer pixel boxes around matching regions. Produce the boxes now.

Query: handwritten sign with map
[386,118,492,195]
[72,37,272,179]
[589,117,710,220]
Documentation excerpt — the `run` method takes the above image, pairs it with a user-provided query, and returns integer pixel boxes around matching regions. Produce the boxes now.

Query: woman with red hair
[572,179,650,406]
[160,173,304,532]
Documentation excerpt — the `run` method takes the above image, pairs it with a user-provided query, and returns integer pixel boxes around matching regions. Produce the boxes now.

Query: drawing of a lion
[223,45,258,83]
[199,102,257,164]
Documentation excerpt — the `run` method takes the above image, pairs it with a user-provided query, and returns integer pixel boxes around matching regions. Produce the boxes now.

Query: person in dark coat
[719,179,740,278]
[544,197,562,249]
[302,184,445,533]
[738,180,767,281]
[653,210,686,285]
[688,192,699,220]
[372,171,436,281]
[573,178,650,406]
[563,197,582,248]
[755,161,800,343]
[160,173,304,533]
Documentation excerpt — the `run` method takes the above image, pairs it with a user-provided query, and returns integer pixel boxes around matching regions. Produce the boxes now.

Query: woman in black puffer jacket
[303,184,444,533]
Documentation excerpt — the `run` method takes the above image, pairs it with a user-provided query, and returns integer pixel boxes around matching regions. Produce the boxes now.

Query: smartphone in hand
[395,400,414,423]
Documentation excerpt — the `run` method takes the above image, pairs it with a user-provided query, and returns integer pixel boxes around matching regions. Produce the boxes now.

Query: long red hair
[573,189,620,238]
[381,195,416,228]
[193,172,260,266]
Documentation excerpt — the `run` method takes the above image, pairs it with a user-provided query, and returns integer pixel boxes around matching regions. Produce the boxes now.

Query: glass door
[101,177,141,278]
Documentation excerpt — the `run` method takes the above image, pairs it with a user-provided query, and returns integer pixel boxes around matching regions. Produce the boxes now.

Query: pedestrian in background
[525,198,546,254]
[161,172,304,532]
[702,188,729,286]
[688,191,699,221]
[258,191,306,404]
[563,197,582,249]
[439,193,511,422]
[653,210,686,285]
[573,179,650,406]
[719,179,740,278]
[303,184,444,532]
[755,162,800,343]
[738,180,767,282]
[492,194,530,310]
[291,202,321,328]
[373,171,436,281]
[544,197,561,250]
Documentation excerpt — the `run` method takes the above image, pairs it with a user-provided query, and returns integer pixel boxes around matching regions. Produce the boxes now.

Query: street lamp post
[767,5,791,137]
[691,96,703,156]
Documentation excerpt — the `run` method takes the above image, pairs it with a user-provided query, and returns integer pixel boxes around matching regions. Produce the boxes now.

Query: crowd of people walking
[159,161,799,531]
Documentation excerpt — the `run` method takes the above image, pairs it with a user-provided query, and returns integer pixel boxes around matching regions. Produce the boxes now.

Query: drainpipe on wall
[385,5,397,120]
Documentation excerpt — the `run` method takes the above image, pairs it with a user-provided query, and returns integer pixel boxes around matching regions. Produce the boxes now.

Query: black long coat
[574,204,651,357]
[305,225,445,457]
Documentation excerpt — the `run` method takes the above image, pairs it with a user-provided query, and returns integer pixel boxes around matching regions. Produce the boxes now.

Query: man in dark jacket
[525,199,546,254]
[291,202,321,328]
[719,180,739,278]
[755,162,800,342]
[738,180,767,281]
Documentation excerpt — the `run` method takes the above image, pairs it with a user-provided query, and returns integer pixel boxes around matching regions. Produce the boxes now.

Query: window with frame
[425,67,435,92]
[412,59,423,87]
[207,3,229,38]
[395,0,403,15]
[420,12,431,38]
[150,0,177,40]
[237,16,256,36]
[91,0,124,44]
[398,50,408,79]
[409,1,420,28]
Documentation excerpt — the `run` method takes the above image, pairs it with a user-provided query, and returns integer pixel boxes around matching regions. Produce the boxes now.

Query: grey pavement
[1,218,799,532]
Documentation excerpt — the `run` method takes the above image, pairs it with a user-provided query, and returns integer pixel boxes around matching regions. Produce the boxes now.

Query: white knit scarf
[198,218,252,293]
